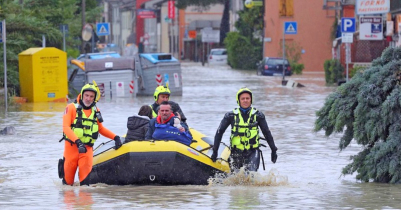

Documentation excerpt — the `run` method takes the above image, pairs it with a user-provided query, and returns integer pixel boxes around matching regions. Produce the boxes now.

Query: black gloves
[271,150,278,163]
[75,139,87,153]
[114,135,122,150]
[211,152,217,162]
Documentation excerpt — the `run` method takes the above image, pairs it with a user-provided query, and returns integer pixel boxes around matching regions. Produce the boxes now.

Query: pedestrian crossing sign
[284,21,297,35]
[96,23,110,36]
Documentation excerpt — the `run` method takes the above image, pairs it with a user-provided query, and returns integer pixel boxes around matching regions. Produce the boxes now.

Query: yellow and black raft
[81,128,231,185]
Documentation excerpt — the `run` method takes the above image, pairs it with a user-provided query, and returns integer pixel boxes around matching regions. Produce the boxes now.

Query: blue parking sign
[341,18,356,33]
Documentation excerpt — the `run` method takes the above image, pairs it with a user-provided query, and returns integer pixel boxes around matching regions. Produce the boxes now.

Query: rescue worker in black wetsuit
[211,87,278,172]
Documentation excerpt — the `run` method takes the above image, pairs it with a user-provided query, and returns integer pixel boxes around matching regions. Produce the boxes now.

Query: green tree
[315,47,401,183]
[224,5,263,69]
[0,0,102,97]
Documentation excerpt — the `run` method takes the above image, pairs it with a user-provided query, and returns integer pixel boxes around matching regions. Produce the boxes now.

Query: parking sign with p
[341,17,356,33]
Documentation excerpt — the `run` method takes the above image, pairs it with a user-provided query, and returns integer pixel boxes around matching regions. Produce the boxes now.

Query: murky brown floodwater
[1,62,401,209]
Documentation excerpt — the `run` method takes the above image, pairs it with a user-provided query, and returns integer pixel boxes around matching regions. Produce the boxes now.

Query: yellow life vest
[230,107,260,150]
[150,104,158,118]
[66,103,99,145]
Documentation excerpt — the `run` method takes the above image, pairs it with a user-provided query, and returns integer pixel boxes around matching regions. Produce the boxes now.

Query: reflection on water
[3,63,401,209]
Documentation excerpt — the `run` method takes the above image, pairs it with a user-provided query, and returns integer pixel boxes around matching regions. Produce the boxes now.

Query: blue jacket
[145,117,192,145]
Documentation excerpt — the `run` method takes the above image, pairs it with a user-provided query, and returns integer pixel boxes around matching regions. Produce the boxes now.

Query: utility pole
[262,0,265,58]
[81,0,86,53]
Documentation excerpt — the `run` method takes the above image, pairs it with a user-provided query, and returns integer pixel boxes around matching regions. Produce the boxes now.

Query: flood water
[1,62,401,209]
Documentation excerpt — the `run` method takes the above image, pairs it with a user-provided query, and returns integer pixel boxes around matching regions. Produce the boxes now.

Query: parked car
[208,48,227,65]
[257,57,292,76]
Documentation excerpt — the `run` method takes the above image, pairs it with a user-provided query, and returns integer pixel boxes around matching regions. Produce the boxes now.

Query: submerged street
[1,63,401,209]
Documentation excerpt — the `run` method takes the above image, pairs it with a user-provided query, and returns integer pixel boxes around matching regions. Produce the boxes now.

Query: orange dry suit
[61,94,116,185]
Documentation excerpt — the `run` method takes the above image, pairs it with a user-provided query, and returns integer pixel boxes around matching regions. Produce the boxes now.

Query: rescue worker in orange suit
[211,87,277,172]
[60,83,122,185]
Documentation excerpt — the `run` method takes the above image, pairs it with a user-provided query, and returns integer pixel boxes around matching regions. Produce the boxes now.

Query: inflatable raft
[81,128,231,185]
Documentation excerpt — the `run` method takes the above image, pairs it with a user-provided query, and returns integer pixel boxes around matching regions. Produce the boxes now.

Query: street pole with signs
[1,20,7,112]
[283,21,297,81]
[341,17,356,82]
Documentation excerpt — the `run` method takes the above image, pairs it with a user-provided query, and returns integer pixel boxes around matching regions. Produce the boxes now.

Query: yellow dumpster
[18,47,68,102]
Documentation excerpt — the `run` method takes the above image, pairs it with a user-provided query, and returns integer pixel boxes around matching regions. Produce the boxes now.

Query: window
[211,50,227,55]
[267,59,288,65]
[279,0,294,17]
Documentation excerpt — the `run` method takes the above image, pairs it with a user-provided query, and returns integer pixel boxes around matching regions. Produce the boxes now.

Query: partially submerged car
[257,57,292,76]
[208,48,227,65]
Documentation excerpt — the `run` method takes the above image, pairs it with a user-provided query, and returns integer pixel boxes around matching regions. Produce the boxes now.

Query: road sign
[96,22,110,36]
[59,24,68,33]
[188,30,197,39]
[341,17,356,33]
[342,33,353,43]
[284,22,297,34]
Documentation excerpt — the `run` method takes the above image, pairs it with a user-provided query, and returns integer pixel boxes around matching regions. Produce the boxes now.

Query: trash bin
[135,53,182,96]
[85,57,135,99]
[18,47,68,102]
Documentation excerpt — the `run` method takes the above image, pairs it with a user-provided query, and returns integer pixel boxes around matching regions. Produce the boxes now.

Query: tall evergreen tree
[315,47,401,183]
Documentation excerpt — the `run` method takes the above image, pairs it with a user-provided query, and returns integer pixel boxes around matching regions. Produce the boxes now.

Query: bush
[349,65,367,78]
[290,62,304,75]
[324,59,344,84]
[224,32,261,70]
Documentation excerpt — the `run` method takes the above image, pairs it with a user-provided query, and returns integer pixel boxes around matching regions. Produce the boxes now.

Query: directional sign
[341,18,356,33]
[284,22,297,35]
[96,23,110,36]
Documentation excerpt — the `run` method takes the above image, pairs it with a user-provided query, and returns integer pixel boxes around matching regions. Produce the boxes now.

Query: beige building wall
[184,5,224,23]
[265,0,335,71]
[161,6,170,53]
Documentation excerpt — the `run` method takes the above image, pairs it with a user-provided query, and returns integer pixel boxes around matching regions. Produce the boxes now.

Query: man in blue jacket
[145,101,192,145]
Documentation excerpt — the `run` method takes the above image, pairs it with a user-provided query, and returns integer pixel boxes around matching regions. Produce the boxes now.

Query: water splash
[208,168,288,186]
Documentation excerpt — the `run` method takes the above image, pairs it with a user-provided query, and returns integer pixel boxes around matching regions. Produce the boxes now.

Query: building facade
[264,0,335,71]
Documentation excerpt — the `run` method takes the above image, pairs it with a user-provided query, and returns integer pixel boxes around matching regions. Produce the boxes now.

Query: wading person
[60,83,122,185]
[211,87,278,172]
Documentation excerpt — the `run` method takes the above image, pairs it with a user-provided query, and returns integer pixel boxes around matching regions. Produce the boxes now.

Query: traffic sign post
[59,24,68,51]
[96,23,110,36]
[345,43,351,82]
[341,18,355,83]
[282,21,297,81]
[341,17,356,33]
[1,20,7,112]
